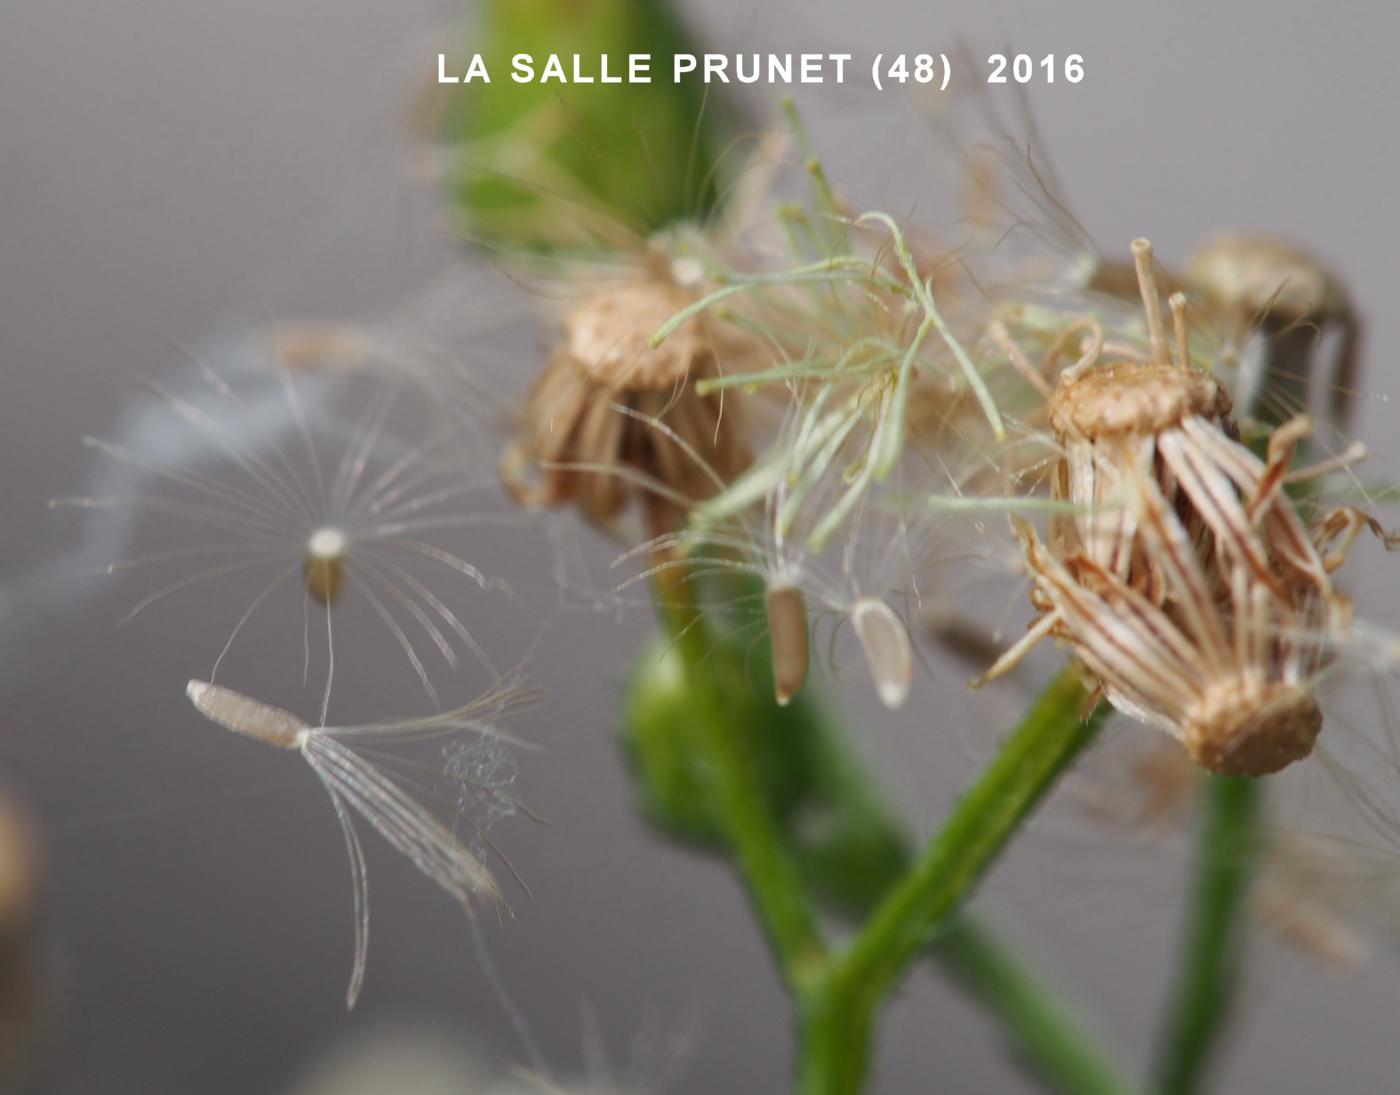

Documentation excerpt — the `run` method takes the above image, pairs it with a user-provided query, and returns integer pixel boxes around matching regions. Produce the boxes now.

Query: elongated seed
[186,680,307,750]
[764,581,809,706]
[303,556,345,605]
[852,597,913,709]
[304,527,347,605]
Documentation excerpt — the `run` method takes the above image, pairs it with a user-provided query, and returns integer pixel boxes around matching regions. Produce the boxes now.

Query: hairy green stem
[1152,776,1262,1095]
[645,570,1130,1093]
[799,670,1108,1094]
[653,567,829,988]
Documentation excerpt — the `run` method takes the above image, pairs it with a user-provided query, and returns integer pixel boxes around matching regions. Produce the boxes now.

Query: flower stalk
[649,561,829,989]
[640,564,1133,1094]
[1152,776,1263,1095]
[797,670,1109,1093]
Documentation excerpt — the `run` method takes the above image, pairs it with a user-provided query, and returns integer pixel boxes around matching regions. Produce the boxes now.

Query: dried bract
[986,239,1373,776]
[502,257,752,538]
[1187,233,1359,429]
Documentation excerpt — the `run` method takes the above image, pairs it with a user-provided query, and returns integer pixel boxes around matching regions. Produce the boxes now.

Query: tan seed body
[186,680,307,750]
[764,581,809,707]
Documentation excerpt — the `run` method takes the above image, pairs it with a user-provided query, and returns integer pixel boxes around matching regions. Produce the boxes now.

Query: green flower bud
[438,0,743,252]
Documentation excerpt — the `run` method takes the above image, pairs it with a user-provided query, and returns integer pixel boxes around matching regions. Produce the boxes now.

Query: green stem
[1152,776,1262,1095]
[642,572,1130,1094]
[933,918,1136,1095]
[653,568,829,989]
[799,669,1108,1093]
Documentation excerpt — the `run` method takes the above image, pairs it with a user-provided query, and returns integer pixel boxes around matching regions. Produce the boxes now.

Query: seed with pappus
[51,354,519,724]
[185,673,538,1006]
[609,391,986,712]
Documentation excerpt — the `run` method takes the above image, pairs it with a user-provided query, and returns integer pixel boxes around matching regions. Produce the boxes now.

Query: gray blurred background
[2,1,1400,1092]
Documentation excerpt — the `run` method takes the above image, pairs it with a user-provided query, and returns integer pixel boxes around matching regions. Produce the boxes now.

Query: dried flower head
[924,87,1362,442]
[501,249,753,538]
[984,238,1378,776]
[1186,232,1359,430]
[185,673,537,1006]
[1188,234,1351,332]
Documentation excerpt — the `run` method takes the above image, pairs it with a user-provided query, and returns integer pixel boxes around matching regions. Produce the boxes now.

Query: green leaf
[438,0,744,252]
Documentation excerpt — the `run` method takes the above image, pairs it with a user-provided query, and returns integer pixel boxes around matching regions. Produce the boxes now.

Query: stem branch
[652,566,828,988]
[799,669,1108,1093]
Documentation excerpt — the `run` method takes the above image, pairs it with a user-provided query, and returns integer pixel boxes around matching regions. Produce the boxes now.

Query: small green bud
[621,635,910,914]
[621,642,725,847]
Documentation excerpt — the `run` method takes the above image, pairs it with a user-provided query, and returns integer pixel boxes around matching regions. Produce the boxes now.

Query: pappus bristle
[52,347,524,723]
[184,672,540,1007]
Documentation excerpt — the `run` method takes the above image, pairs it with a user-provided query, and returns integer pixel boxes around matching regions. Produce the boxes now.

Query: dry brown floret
[502,263,751,538]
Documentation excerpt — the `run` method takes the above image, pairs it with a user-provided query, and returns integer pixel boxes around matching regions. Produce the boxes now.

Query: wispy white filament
[185,676,538,1006]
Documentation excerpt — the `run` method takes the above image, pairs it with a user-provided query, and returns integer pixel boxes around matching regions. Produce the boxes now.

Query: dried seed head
[1048,361,1230,438]
[564,281,706,390]
[987,238,1359,776]
[503,269,752,537]
[1186,233,1360,431]
[1187,233,1349,327]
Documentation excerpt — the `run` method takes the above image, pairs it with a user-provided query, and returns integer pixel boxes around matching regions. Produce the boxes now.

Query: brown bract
[502,274,750,536]
[1049,361,1230,438]
[985,239,1366,777]
[1187,234,1349,327]
[1187,233,1360,430]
